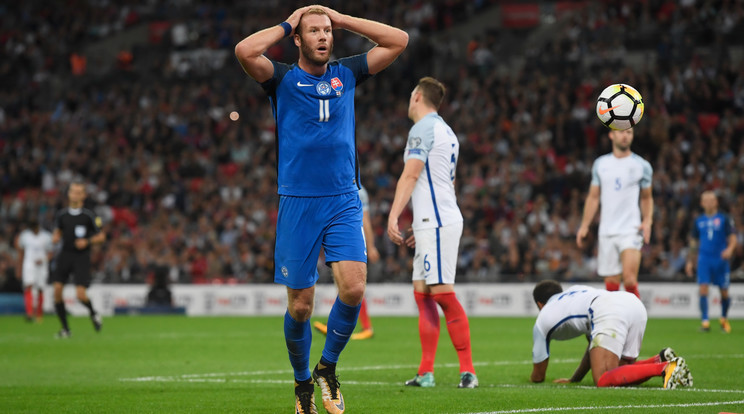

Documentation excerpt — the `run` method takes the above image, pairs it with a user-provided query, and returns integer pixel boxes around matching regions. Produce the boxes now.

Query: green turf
[1,315,742,413]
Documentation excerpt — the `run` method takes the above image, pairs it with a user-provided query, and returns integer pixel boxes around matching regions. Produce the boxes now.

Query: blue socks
[284,310,312,382]
[284,297,360,379]
[701,294,732,320]
[699,295,709,322]
[321,297,361,364]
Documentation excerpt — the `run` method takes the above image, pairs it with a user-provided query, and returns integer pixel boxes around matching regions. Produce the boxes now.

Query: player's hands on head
[320,6,344,24]
[286,6,313,35]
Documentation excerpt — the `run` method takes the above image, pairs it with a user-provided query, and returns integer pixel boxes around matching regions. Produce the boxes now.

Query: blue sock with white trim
[321,296,360,364]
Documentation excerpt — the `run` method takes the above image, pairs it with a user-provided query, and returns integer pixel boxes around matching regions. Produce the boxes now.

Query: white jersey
[18,229,53,268]
[359,186,370,213]
[532,285,604,363]
[404,112,463,230]
[591,153,653,236]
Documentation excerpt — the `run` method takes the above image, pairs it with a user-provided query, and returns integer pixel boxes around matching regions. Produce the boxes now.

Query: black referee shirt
[54,207,102,253]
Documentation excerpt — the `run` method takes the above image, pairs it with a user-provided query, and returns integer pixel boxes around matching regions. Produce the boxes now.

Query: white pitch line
[119,373,744,397]
[119,353,742,383]
[119,354,744,390]
[119,359,578,382]
[119,375,744,396]
[462,399,744,414]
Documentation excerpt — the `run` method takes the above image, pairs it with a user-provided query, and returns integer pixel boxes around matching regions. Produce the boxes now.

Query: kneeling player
[530,280,692,388]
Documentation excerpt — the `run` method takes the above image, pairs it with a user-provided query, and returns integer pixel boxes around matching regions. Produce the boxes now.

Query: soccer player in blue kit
[235,6,407,414]
[686,191,737,333]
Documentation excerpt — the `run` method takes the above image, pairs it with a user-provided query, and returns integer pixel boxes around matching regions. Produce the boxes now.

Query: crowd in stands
[1,0,744,287]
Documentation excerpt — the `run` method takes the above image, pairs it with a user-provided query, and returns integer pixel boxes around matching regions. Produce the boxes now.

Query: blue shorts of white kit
[697,257,730,289]
[274,191,367,289]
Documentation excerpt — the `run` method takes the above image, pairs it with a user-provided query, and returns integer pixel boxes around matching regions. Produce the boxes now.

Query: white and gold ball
[596,84,644,130]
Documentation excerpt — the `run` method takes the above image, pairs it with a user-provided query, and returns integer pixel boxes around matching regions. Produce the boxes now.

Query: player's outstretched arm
[320,6,408,74]
[235,6,311,82]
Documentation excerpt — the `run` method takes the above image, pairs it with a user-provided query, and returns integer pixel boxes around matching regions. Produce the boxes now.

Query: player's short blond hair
[417,77,446,109]
[295,7,329,36]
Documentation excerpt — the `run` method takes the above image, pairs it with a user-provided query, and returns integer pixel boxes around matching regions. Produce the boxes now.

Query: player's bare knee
[288,301,313,321]
[339,282,365,305]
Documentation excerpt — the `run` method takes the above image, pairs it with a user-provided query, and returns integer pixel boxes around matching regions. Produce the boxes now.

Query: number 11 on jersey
[319,99,330,122]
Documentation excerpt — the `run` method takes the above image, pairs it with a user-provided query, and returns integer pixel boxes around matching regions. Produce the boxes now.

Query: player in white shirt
[388,77,476,389]
[15,218,54,322]
[576,128,653,298]
[530,280,692,388]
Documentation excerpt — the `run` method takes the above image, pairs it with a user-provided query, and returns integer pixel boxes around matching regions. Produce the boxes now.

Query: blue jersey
[691,212,734,257]
[260,54,371,196]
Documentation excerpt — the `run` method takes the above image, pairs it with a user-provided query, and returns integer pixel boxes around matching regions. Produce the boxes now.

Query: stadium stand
[1,1,743,285]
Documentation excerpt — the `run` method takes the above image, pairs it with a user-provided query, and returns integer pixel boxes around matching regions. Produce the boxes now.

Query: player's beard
[300,40,332,67]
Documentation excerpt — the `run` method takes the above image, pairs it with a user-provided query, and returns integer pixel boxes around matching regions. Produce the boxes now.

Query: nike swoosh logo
[332,329,350,338]
[598,105,620,115]
[334,396,344,411]
[297,81,313,87]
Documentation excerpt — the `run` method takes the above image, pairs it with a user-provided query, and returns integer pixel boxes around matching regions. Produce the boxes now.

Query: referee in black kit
[51,181,106,338]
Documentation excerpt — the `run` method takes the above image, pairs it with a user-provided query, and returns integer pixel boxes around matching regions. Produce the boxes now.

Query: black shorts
[52,251,92,287]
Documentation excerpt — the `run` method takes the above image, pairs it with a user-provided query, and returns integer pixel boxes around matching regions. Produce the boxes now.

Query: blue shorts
[274,191,367,289]
[697,257,730,289]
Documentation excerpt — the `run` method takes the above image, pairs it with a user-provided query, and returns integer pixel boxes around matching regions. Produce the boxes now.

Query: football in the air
[596,83,644,130]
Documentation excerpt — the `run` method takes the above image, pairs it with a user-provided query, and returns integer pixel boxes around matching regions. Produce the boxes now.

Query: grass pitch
[1,314,742,413]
